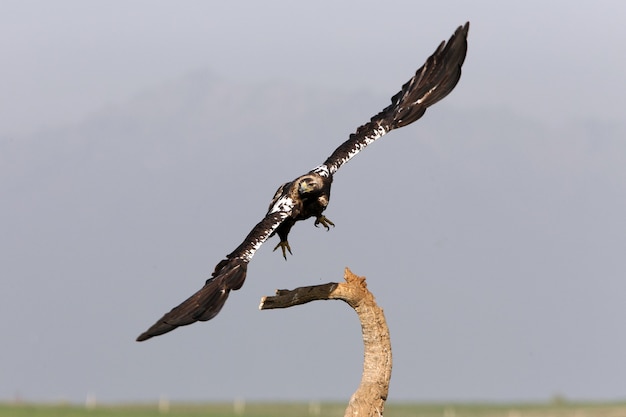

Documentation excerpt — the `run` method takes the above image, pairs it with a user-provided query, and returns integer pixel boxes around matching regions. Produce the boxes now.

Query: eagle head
[297,174,323,195]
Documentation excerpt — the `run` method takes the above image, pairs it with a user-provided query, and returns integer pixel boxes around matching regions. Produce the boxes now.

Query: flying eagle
[137,22,469,342]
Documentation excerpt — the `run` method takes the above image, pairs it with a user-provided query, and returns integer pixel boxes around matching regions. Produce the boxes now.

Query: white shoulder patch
[311,164,330,177]
[269,195,294,214]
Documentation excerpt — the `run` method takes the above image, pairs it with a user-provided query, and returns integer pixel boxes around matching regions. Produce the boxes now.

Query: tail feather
[136,259,247,341]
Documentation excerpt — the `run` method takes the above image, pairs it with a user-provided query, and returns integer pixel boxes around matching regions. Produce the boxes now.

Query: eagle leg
[273,240,292,260]
[314,215,335,230]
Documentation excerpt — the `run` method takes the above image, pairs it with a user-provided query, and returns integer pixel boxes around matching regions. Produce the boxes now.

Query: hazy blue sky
[2,0,626,405]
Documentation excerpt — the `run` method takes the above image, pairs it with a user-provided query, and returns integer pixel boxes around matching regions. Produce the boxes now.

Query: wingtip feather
[135,259,247,342]
[389,21,469,128]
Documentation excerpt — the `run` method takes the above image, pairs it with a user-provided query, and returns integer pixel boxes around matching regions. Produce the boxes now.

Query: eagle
[137,22,469,342]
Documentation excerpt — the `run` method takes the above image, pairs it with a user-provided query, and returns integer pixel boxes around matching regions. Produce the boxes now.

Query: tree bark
[259,267,392,417]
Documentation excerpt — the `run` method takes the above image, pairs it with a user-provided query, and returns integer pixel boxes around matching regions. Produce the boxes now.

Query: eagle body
[137,22,469,342]
[268,172,333,258]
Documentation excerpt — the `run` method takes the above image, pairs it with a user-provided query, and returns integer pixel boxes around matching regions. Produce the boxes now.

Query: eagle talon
[314,215,335,230]
[273,241,292,260]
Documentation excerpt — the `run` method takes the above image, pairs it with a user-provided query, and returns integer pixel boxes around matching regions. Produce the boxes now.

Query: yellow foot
[273,240,292,260]
[314,215,335,230]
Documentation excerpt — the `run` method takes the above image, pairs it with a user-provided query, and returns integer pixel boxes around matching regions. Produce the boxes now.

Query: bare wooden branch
[259,267,392,417]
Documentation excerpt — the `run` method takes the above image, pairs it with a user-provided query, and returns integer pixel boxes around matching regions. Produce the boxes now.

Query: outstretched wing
[136,210,290,341]
[313,22,469,177]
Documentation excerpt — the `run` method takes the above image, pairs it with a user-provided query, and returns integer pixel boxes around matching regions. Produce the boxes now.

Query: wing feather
[314,22,469,177]
[136,210,291,341]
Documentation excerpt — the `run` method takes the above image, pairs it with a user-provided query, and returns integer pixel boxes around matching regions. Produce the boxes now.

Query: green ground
[1,401,625,417]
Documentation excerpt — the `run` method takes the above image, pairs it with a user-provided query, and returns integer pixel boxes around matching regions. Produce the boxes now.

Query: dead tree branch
[259,267,392,417]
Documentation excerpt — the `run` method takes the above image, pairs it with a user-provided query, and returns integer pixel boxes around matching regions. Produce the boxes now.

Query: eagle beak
[299,181,311,194]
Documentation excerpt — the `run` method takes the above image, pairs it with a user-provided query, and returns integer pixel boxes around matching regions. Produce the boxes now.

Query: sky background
[2,0,626,405]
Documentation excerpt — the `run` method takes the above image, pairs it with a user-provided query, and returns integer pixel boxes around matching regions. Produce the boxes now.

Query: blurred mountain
[1,69,388,256]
